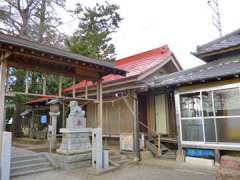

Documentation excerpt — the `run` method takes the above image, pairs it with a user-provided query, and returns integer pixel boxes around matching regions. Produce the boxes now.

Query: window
[216,118,240,143]
[214,88,240,116]
[180,93,201,118]
[179,85,240,145]
[182,119,203,141]
[204,119,216,142]
[202,91,214,117]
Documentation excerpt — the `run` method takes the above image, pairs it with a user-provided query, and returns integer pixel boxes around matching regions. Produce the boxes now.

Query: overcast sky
[59,0,240,69]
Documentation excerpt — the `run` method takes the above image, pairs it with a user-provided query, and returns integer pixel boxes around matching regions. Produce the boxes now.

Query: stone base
[57,128,91,155]
[47,152,92,170]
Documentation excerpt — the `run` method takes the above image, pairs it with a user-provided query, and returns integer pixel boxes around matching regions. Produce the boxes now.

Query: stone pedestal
[57,128,92,155]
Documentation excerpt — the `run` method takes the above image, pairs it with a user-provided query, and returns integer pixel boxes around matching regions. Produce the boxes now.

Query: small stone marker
[1,132,12,180]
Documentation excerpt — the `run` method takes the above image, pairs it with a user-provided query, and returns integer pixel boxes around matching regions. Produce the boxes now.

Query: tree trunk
[12,101,23,137]
[38,0,47,43]
[19,9,29,38]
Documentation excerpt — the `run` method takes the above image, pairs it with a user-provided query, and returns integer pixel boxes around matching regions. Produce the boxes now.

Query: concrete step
[11,157,48,167]
[11,154,55,177]
[11,161,51,173]
[110,153,131,166]
[12,154,43,162]
[11,166,55,177]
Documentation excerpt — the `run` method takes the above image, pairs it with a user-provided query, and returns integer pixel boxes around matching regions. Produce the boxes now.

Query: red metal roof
[28,45,173,104]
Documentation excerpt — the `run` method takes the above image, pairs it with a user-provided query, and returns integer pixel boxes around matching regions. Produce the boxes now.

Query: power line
[207,0,222,37]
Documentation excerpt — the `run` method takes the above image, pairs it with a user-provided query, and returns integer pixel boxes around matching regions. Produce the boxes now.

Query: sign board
[40,115,48,124]
[120,133,144,151]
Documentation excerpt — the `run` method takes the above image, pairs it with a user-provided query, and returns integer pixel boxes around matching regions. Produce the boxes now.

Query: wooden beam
[11,51,105,74]
[7,60,96,80]
[123,96,134,116]
[0,52,11,62]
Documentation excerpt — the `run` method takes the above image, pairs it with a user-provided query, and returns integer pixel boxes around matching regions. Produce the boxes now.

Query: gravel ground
[12,163,216,180]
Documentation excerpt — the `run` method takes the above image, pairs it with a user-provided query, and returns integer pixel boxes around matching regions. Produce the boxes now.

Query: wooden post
[133,93,140,161]
[59,76,62,97]
[97,80,103,128]
[62,103,65,128]
[0,61,7,156]
[43,74,47,95]
[25,71,29,94]
[157,134,162,156]
[72,78,76,98]
[85,80,88,99]
[214,149,221,165]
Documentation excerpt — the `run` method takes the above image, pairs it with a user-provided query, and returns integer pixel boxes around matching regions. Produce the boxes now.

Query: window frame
[176,83,240,148]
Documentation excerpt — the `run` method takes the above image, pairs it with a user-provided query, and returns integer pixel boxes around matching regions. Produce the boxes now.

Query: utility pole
[207,0,222,37]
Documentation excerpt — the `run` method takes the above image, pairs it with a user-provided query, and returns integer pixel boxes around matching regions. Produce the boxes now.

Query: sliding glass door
[179,84,240,146]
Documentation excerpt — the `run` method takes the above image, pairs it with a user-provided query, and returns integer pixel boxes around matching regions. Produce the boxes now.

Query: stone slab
[56,148,91,155]
[60,128,92,133]
[185,156,214,167]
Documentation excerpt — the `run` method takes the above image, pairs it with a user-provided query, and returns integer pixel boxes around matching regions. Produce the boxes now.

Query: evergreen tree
[66,2,122,61]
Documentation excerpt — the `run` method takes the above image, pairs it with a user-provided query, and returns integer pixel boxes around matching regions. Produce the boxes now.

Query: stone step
[110,155,128,161]
[11,166,55,177]
[11,162,52,175]
[12,154,43,162]
[11,157,48,167]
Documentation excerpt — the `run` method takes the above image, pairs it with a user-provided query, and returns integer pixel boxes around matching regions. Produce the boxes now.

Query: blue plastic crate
[185,148,214,158]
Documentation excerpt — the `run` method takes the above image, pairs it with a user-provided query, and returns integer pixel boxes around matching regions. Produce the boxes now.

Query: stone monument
[57,101,91,154]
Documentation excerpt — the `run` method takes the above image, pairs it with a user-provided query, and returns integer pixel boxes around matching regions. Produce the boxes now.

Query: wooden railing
[138,121,162,156]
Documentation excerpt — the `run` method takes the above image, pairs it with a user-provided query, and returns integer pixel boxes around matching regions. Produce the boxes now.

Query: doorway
[138,94,148,133]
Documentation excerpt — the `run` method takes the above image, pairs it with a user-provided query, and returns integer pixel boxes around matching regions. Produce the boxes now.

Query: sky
[59,0,240,70]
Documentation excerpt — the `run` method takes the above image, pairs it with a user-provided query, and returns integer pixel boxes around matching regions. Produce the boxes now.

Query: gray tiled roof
[0,33,126,76]
[194,28,240,56]
[145,56,240,88]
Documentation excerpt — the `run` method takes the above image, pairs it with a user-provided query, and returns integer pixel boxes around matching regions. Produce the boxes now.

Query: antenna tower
[207,0,222,37]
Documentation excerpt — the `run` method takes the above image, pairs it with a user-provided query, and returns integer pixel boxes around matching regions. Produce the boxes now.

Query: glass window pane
[202,91,214,117]
[214,88,240,116]
[180,93,201,117]
[216,118,240,143]
[204,119,216,142]
[182,119,203,141]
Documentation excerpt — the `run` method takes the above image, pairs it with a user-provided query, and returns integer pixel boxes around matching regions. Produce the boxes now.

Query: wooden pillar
[157,134,162,156]
[0,61,7,155]
[59,76,62,97]
[72,78,76,98]
[43,74,47,95]
[133,93,140,161]
[97,80,103,128]
[85,80,88,99]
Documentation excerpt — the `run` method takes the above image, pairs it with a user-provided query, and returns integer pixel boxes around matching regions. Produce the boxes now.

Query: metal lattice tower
[207,0,222,37]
